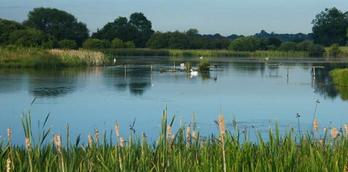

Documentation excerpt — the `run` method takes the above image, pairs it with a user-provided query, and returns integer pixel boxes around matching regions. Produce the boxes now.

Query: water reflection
[26,68,83,98]
[103,66,152,95]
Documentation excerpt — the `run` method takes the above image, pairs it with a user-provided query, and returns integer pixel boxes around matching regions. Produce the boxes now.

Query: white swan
[199,56,204,60]
[190,69,198,77]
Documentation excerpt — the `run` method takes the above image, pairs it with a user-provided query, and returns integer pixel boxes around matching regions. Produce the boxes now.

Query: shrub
[111,38,124,48]
[124,41,135,48]
[58,39,77,49]
[308,44,325,57]
[82,38,110,49]
[296,40,314,51]
[228,37,261,51]
[8,28,53,48]
[278,42,297,51]
[327,44,341,57]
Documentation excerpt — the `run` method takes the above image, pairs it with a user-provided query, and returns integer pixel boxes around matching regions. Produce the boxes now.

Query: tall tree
[24,7,89,45]
[0,19,25,45]
[312,7,348,46]
[129,12,154,47]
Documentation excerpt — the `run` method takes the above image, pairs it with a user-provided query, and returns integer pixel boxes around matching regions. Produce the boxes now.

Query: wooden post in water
[124,65,127,78]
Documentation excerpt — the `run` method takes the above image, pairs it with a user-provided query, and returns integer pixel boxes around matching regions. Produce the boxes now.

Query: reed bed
[49,49,108,66]
[0,47,108,68]
[1,111,348,172]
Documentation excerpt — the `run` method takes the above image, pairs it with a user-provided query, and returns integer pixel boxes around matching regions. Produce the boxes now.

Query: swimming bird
[190,69,198,77]
[113,58,117,64]
[265,57,269,61]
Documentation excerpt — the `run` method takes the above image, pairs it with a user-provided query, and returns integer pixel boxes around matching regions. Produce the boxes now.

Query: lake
[0,57,347,144]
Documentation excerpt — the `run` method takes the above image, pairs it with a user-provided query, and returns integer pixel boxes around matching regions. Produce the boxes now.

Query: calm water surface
[0,57,347,143]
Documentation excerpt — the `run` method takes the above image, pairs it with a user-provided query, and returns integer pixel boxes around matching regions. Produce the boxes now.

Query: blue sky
[0,0,347,36]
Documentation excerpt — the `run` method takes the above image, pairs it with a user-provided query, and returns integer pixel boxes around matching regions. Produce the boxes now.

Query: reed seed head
[331,128,338,139]
[53,134,62,153]
[186,127,191,144]
[6,158,11,172]
[94,129,99,142]
[313,118,319,131]
[88,134,93,147]
[7,128,12,143]
[120,137,125,147]
[191,131,198,140]
[344,124,348,136]
[218,115,226,136]
[115,122,120,138]
[167,125,174,142]
[25,137,31,151]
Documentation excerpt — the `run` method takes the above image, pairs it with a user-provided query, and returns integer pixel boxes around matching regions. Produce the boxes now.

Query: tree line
[0,7,348,55]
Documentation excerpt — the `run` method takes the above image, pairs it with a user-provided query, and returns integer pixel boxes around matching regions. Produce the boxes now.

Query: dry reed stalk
[218,115,227,172]
[7,128,12,145]
[191,131,198,140]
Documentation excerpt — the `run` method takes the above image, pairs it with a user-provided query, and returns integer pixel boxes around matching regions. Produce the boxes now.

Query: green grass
[330,68,348,100]
[0,47,109,68]
[1,111,348,171]
[104,48,309,58]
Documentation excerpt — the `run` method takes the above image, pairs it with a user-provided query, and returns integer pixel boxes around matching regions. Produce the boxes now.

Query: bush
[308,44,325,57]
[296,40,314,51]
[327,44,341,57]
[228,37,261,51]
[278,42,297,51]
[111,38,124,48]
[82,38,110,49]
[124,41,135,48]
[8,28,53,48]
[58,40,77,49]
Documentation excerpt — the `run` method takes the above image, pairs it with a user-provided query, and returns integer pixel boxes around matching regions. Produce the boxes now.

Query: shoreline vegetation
[1,112,348,171]
[2,47,348,68]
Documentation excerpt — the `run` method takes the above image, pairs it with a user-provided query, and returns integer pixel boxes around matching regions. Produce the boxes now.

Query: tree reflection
[27,68,82,98]
[103,66,152,96]
[312,64,348,100]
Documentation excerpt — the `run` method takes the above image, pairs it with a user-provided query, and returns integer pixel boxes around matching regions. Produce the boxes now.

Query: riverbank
[104,48,309,57]
[331,68,348,100]
[1,113,348,171]
[0,47,108,68]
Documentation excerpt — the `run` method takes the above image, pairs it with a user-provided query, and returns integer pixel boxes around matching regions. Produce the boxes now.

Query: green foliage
[82,38,110,49]
[24,7,89,45]
[124,41,135,48]
[312,7,348,46]
[265,37,282,49]
[129,12,154,47]
[58,39,77,49]
[168,31,190,49]
[330,69,348,100]
[228,36,261,51]
[278,42,297,51]
[308,44,325,57]
[198,60,210,72]
[1,112,348,171]
[8,28,53,48]
[146,32,171,49]
[93,13,153,48]
[0,18,25,45]
[328,44,342,57]
[111,38,124,48]
[0,47,107,67]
